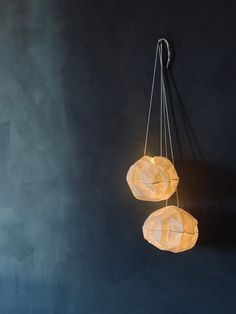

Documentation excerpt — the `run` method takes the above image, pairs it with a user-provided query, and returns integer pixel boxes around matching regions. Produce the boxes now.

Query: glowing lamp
[142,205,198,253]
[126,155,179,201]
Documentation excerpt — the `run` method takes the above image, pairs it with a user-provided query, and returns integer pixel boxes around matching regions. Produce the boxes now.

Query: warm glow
[126,156,179,201]
[142,205,198,253]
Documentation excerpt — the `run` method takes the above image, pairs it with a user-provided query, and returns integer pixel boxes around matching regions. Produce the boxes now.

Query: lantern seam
[127,179,179,183]
[144,229,198,235]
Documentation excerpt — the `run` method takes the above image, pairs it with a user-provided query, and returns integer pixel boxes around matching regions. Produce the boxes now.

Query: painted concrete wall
[0,0,235,313]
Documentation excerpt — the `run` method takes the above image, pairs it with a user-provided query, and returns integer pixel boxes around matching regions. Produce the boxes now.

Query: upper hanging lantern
[142,205,198,253]
[126,155,179,201]
[126,39,179,202]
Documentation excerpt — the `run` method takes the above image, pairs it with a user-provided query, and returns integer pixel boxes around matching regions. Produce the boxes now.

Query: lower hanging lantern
[126,155,179,201]
[142,205,198,253]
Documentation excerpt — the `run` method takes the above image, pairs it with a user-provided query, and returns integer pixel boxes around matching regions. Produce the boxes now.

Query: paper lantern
[142,205,198,253]
[126,155,179,201]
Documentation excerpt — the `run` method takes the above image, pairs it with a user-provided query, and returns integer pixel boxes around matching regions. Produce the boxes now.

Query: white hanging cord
[159,43,169,207]
[144,38,170,155]
[159,44,163,156]
[162,79,174,164]
[161,56,180,207]
[159,44,168,159]
[143,42,159,155]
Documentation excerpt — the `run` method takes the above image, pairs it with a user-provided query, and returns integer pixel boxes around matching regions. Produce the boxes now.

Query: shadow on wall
[167,68,236,249]
[177,161,236,249]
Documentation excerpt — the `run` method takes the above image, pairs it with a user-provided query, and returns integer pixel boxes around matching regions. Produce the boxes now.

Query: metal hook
[157,38,170,69]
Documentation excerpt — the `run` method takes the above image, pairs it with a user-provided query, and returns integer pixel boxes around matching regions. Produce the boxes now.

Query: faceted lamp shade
[126,156,179,201]
[142,206,198,253]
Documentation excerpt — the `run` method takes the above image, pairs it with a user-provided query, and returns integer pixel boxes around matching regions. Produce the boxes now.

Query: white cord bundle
[143,38,179,206]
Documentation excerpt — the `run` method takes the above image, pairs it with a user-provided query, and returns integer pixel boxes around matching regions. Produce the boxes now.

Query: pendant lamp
[126,155,179,201]
[126,39,179,202]
[126,38,199,253]
[142,206,198,253]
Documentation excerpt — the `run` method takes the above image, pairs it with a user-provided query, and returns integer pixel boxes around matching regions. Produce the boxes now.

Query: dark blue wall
[0,0,235,313]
